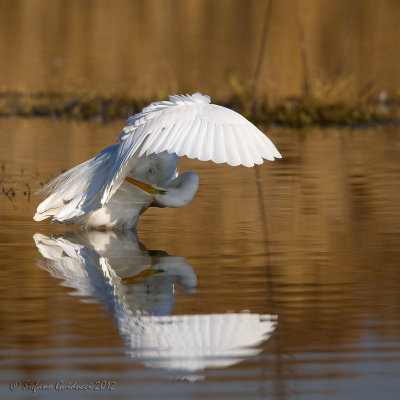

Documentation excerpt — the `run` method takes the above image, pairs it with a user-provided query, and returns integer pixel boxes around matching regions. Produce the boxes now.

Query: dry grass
[0,85,393,127]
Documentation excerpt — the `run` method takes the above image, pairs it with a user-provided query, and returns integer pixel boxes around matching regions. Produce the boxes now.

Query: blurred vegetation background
[0,0,399,124]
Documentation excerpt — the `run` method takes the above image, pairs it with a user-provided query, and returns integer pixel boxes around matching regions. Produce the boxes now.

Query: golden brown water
[0,0,399,99]
[0,118,399,399]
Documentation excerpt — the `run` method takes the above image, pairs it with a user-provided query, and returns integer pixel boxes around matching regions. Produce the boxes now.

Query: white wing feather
[34,146,118,222]
[101,92,281,204]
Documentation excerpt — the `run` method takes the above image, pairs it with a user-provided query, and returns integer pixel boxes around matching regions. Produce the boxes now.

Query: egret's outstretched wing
[101,92,281,204]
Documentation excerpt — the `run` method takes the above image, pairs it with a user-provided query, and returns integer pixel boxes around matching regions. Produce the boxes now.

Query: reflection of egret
[33,231,277,379]
[34,231,196,315]
[34,93,282,229]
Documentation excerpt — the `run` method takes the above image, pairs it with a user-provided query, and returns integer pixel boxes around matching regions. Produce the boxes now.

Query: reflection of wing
[101,93,282,203]
[124,313,277,376]
[34,233,107,300]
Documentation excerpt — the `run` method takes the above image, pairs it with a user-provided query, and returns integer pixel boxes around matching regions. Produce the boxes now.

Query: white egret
[34,92,281,229]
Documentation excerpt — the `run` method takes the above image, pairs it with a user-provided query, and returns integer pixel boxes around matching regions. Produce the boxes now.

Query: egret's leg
[125,176,166,195]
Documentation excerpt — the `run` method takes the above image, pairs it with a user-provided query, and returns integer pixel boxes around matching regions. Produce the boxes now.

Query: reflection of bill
[33,231,277,379]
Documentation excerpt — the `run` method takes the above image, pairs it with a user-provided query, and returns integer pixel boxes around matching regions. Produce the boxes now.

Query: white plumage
[34,92,282,229]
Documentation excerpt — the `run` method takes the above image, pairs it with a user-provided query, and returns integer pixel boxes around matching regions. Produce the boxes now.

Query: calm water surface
[0,118,399,399]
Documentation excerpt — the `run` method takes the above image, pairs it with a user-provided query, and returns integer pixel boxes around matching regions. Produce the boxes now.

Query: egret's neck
[153,172,199,208]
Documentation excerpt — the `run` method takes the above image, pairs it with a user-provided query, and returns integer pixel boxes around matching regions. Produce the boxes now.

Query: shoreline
[0,90,396,127]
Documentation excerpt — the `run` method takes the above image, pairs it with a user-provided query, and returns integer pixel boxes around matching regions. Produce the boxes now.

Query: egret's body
[34,93,281,229]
